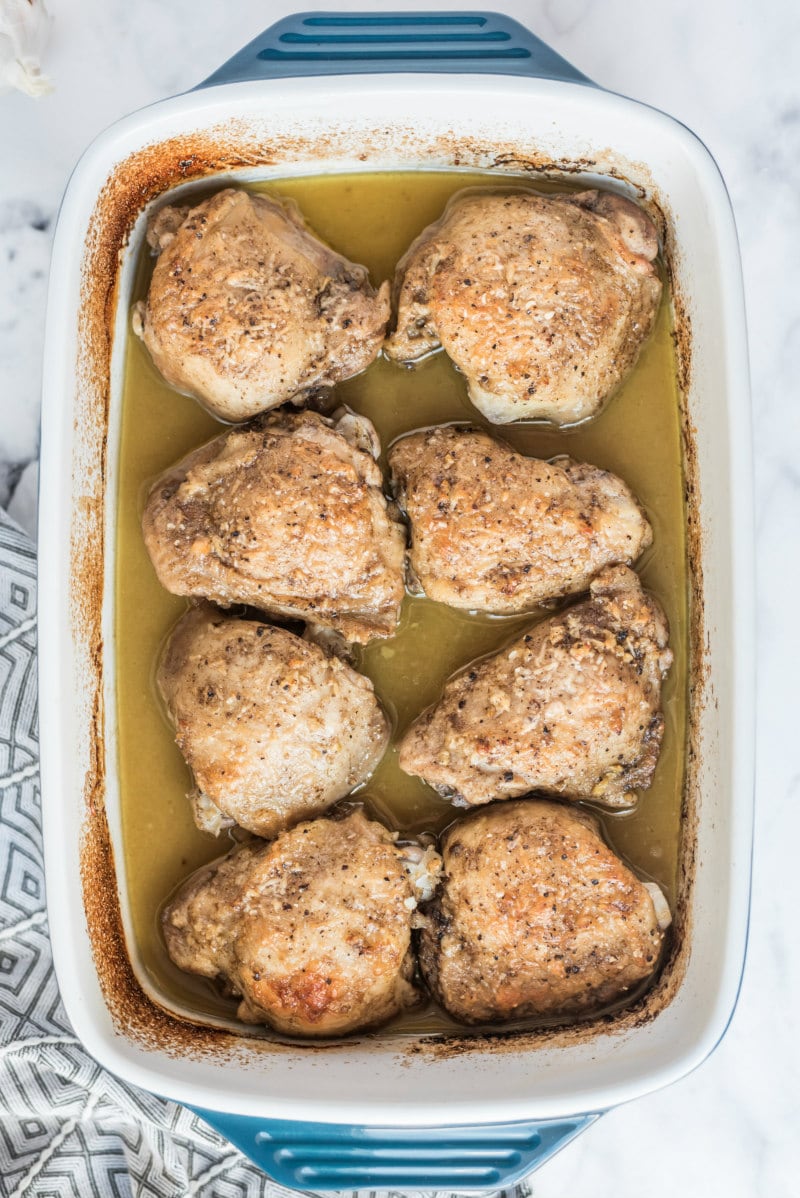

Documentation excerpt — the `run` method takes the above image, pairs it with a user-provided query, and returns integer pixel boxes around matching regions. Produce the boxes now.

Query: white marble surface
[1,0,797,1192]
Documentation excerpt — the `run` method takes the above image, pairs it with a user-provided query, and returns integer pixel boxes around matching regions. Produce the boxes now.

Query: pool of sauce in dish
[115,171,688,1034]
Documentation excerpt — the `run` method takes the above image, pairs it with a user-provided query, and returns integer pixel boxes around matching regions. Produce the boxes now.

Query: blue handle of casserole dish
[200,11,591,87]
[189,1108,598,1189]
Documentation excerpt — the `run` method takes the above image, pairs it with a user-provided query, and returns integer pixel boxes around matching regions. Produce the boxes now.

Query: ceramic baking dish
[38,11,754,1190]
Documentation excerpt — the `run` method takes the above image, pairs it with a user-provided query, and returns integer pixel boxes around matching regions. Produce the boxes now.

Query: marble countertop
[1,0,797,1193]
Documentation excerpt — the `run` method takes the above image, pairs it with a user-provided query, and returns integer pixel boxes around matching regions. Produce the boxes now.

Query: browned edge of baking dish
[72,121,701,1063]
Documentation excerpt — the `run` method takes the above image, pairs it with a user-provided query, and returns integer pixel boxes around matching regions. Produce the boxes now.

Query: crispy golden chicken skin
[141,409,406,644]
[389,425,652,612]
[157,606,389,838]
[418,799,669,1024]
[398,565,673,809]
[385,189,662,425]
[133,189,390,422]
[162,810,441,1038]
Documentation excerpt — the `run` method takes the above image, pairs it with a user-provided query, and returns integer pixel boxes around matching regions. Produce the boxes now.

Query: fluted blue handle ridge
[200,11,591,87]
[188,1109,599,1189]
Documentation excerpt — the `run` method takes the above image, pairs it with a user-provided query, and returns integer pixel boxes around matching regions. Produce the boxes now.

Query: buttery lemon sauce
[115,171,687,1033]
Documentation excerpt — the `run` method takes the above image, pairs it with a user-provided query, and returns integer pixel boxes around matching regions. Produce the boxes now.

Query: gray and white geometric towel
[0,508,279,1196]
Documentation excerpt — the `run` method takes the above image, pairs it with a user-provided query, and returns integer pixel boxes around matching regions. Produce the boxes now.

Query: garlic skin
[0,0,53,97]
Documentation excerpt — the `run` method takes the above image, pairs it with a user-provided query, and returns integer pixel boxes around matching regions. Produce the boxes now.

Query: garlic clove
[0,0,54,98]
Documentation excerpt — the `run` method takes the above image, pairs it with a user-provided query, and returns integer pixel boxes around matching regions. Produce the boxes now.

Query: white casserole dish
[38,11,754,1189]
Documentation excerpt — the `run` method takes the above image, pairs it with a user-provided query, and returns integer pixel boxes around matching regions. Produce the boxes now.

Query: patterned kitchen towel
[0,505,530,1198]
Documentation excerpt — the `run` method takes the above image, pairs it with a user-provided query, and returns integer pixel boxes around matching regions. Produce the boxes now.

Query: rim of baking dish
[38,72,754,1126]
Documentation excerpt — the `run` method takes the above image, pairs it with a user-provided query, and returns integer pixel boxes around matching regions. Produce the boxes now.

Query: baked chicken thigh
[162,810,441,1037]
[142,409,406,643]
[418,799,670,1024]
[398,565,672,808]
[158,606,389,838]
[389,425,652,611]
[386,189,662,425]
[133,188,390,422]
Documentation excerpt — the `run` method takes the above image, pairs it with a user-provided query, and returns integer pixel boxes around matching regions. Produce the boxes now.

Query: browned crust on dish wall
[74,120,700,1062]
